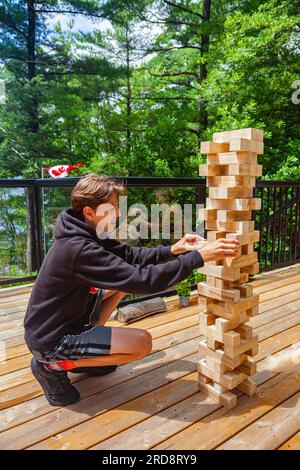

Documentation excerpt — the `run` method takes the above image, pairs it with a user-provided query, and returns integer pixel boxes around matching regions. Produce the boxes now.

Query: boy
[24,173,240,406]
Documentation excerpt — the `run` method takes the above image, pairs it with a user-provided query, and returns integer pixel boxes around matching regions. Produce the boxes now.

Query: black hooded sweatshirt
[24,208,204,352]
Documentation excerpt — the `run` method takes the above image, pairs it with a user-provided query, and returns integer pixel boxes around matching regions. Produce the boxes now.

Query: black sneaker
[71,365,117,376]
[30,357,80,406]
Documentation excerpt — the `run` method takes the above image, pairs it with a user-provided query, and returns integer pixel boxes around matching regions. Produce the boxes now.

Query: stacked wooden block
[197,128,263,409]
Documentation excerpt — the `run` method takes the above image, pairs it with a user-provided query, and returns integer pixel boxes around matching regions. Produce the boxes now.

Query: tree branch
[149,71,199,78]
[36,9,105,19]
[163,0,203,19]
[139,45,201,53]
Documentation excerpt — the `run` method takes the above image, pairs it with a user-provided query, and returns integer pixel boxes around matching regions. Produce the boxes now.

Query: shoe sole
[71,365,117,375]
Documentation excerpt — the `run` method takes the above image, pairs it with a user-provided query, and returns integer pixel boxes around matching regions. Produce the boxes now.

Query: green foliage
[176,268,204,297]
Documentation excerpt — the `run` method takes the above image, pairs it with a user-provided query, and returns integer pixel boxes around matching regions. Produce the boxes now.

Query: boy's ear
[82,206,94,220]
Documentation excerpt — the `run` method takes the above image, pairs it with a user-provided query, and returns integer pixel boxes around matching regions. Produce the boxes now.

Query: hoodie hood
[54,208,98,241]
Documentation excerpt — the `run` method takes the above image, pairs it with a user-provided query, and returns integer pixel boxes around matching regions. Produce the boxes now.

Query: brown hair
[71,173,126,218]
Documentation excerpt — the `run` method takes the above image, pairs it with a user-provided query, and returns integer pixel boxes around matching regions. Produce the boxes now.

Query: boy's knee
[134,330,152,357]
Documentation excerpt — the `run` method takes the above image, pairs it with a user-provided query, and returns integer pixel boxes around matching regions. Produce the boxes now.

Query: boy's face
[83,191,120,233]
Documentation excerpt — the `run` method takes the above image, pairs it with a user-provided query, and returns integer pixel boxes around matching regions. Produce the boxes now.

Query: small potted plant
[176,278,192,306]
[176,269,204,306]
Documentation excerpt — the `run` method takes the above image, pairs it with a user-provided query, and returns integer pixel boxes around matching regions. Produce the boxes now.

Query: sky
[46,12,112,34]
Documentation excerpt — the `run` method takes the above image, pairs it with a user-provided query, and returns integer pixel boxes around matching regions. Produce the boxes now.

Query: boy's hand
[171,233,208,255]
[198,238,240,263]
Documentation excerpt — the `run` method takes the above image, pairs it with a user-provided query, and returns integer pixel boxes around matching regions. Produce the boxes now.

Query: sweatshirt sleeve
[73,242,204,295]
[101,238,177,266]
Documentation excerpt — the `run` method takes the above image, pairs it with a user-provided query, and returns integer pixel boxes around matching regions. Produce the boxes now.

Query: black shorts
[30,288,112,362]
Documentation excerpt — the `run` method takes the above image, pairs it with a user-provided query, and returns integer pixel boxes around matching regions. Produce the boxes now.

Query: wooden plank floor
[1,264,300,450]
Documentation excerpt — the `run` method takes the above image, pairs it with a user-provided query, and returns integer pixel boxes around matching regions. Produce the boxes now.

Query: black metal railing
[0,176,206,290]
[0,177,299,291]
[255,180,300,271]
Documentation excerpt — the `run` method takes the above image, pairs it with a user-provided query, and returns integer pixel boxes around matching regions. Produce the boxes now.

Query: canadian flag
[44,163,84,178]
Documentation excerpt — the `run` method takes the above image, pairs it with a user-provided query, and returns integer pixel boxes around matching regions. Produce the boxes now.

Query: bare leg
[72,327,152,368]
[93,289,126,326]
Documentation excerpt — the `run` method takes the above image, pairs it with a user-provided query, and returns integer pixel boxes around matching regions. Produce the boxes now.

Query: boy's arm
[99,233,205,267]
[99,237,177,267]
[73,242,204,295]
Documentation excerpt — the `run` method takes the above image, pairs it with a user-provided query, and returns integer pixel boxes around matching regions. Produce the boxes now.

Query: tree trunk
[26,0,40,272]
[125,23,132,160]
[199,0,212,134]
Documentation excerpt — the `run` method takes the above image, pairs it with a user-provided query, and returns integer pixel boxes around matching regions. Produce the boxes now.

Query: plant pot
[179,296,190,307]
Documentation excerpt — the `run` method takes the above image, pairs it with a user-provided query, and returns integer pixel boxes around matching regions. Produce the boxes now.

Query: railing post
[33,183,44,270]
[26,183,43,273]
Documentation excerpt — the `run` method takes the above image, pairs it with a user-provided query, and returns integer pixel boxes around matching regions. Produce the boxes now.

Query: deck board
[0,264,300,450]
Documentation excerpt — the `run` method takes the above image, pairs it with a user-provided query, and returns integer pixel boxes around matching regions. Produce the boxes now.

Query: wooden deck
[1,264,300,450]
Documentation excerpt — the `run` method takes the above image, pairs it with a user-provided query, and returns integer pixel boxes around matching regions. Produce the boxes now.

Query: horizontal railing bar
[1,177,300,189]
[0,275,37,286]
[0,177,206,188]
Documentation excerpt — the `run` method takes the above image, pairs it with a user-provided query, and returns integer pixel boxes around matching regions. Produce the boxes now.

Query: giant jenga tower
[197,128,263,409]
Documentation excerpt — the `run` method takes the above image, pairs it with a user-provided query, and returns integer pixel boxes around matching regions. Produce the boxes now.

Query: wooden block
[206,275,216,287]
[233,284,253,297]
[198,372,211,384]
[223,331,241,348]
[239,273,249,283]
[217,210,252,222]
[198,208,217,221]
[214,278,230,289]
[200,141,229,154]
[207,295,259,317]
[197,360,247,390]
[199,323,222,344]
[199,339,247,369]
[224,249,242,269]
[199,319,251,347]
[207,198,261,211]
[246,305,259,317]
[247,344,259,357]
[241,262,260,275]
[199,311,216,326]
[226,273,249,286]
[242,243,254,255]
[236,359,256,376]
[224,336,259,358]
[209,186,254,199]
[236,378,257,396]
[206,231,227,242]
[199,164,225,177]
[200,164,262,177]
[198,282,240,303]
[197,380,237,409]
[229,138,264,154]
[209,308,248,323]
[213,128,264,143]
[226,163,262,176]
[227,252,258,269]
[215,314,249,333]
[207,176,256,188]
[234,324,253,340]
[206,220,255,233]
[207,357,230,375]
[197,264,241,281]
[207,337,223,350]
[208,152,258,165]
[226,230,260,245]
